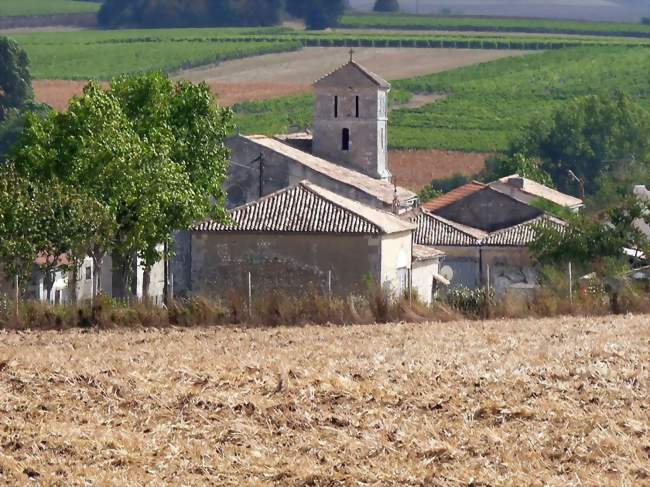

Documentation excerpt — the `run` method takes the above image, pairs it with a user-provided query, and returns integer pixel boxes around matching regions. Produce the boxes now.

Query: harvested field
[33,79,308,110]
[390,149,487,191]
[177,46,528,86]
[1,315,649,484]
[35,47,523,110]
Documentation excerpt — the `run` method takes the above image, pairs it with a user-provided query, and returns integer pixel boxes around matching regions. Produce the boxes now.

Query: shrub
[374,0,400,13]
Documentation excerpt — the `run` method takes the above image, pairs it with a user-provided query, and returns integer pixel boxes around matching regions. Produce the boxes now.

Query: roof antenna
[349,49,355,63]
[392,177,400,215]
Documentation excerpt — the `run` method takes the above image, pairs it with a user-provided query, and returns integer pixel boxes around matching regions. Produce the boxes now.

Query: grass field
[8,26,650,79]
[0,0,99,17]
[341,13,650,38]
[0,315,648,483]
[235,46,650,152]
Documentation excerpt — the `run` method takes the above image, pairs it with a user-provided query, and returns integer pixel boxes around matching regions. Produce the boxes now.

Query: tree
[286,0,345,29]
[483,152,553,187]
[509,92,650,196]
[98,0,282,28]
[374,0,400,12]
[0,37,32,122]
[11,73,233,299]
[0,167,43,288]
[529,197,650,269]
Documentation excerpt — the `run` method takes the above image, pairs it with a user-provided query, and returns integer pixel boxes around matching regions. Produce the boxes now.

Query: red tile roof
[421,181,486,212]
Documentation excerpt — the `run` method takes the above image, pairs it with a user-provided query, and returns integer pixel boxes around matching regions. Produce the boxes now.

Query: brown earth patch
[177,47,529,85]
[34,79,309,110]
[390,149,489,192]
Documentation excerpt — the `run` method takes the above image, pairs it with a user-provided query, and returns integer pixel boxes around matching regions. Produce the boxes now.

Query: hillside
[0,315,648,483]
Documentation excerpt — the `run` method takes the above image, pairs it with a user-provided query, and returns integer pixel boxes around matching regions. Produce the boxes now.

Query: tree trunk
[92,253,104,299]
[111,254,134,302]
[44,270,55,304]
[142,267,151,304]
[69,263,78,304]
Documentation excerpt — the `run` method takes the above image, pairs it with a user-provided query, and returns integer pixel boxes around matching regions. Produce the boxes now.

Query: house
[188,181,437,299]
[172,57,423,298]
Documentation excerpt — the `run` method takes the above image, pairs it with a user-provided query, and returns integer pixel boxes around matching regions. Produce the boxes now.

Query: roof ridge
[421,211,485,241]
[313,60,390,88]
[301,181,384,234]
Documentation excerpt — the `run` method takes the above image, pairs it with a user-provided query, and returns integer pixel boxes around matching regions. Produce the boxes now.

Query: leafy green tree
[0,167,43,288]
[529,197,650,269]
[98,0,282,28]
[482,152,554,187]
[510,92,650,196]
[11,73,233,299]
[286,0,345,29]
[374,0,400,12]
[0,37,32,122]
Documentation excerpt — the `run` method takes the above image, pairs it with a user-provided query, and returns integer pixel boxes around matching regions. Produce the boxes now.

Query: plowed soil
[35,47,527,110]
[390,149,488,191]
[1,315,648,484]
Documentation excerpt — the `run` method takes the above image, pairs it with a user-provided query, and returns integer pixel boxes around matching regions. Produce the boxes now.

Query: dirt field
[177,46,528,85]
[35,47,526,110]
[1,315,648,484]
[390,149,488,191]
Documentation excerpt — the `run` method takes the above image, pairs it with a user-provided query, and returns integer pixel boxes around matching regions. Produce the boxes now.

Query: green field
[234,46,650,153]
[10,29,301,79]
[340,13,650,38]
[0,0,100,17]
[10,26,650,79]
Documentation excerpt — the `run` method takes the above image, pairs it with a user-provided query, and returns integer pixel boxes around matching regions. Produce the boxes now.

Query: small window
[342,128,350,151]
[355,96,359,118]
[334,96,338,118]
[85,266,92,280]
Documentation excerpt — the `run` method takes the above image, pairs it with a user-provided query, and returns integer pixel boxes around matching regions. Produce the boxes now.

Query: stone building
[223,59,416,212]
[189,181,426,298]
[172,58,425,298]
[414,176,581,292]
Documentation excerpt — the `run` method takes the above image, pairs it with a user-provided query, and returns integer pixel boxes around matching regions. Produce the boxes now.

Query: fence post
[14,274,19,325]
[568,262,573,304]
[247,272,252,318]
[486,264,491,293]
[328,270,332,296]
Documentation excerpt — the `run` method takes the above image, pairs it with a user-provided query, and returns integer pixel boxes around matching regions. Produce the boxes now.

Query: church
[171,57,446,301]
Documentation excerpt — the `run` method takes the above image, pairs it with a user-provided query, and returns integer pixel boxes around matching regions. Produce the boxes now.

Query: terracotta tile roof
[414,212,566,248]
[242,135,417,209]
[413,211,486,247]
[412,244,445,262]
[421,181,486,212]
[489,175,583,209]
[194,181,415,236]
[481,215,566,246]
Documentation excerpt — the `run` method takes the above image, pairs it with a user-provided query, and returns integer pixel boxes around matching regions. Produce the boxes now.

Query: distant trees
[8,72,234,299]
[508,92,650,197]
[373,0,400,12]
[98,0,284,28]
[0,37,32,122]
[286,0,346,29]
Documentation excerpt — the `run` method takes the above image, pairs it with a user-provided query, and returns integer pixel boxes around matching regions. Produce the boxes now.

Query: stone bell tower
[312,53,391,181]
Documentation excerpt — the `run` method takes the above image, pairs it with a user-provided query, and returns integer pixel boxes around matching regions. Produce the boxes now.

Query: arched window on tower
[355,96,359,118]
[342,128,350,151]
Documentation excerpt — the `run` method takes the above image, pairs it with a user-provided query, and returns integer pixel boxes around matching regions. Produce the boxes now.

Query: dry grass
[1,315,649,484]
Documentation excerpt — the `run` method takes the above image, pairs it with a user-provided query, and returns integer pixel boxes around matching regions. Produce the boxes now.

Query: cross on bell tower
[349,49,354,62]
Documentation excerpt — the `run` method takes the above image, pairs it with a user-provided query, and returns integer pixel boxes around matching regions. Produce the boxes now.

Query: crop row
[21,40,302,79]
[234,46,650,153]
[340,13,650,38]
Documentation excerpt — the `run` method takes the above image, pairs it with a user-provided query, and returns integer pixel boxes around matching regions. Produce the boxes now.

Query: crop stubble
[0,315,648,484]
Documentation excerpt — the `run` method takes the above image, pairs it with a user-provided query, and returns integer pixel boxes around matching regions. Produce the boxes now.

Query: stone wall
[190,232,383,298]
[226,135,392,211]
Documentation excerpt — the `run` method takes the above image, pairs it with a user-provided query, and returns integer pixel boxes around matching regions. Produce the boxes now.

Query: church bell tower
[312,53,391,181]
